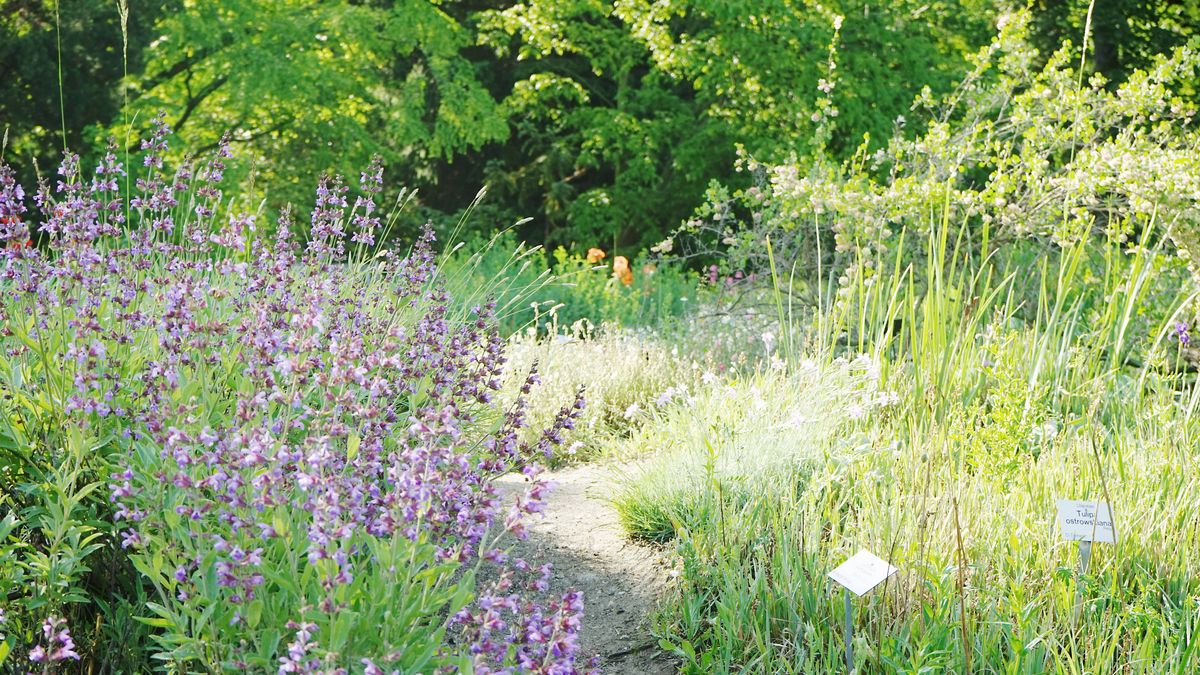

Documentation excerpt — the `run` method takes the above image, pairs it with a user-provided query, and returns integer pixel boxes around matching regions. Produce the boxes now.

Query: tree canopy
[1,0,1193,250]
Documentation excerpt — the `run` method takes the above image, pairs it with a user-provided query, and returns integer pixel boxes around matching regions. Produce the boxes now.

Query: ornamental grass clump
[0,118,592,673]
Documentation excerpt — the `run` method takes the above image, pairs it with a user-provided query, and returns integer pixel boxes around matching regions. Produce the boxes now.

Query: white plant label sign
[1056,499,1116,543]
[828,549,898,597]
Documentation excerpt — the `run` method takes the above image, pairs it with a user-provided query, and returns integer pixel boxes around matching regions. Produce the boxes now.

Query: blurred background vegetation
[3,0,1195,255]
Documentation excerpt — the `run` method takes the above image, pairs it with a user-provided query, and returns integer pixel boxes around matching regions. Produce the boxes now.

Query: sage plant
[0,118,592,673]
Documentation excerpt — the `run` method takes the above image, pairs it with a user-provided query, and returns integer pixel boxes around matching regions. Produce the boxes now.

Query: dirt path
[494,463,678,674]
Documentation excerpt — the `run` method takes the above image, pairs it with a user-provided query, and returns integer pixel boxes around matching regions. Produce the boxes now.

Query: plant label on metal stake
[828,549,898,673]
[1056,499,1116,618]
[1056,499,1116,544]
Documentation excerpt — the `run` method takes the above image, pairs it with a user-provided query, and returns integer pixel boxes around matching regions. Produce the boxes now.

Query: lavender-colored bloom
[307,174,349,257]
[28,645,46,663]
[351,155,384,247]
[29,616,80,664]
[278,621,320,673]
[1174,321,1190,346]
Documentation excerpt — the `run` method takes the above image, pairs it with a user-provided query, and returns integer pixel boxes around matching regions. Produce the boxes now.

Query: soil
[494,463,679,674]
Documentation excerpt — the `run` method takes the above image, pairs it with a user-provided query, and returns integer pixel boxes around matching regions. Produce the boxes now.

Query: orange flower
[612,255,633,286]
[586,247,606,264]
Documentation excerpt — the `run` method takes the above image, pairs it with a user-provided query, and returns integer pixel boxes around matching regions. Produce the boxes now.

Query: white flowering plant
[674,10,1200,321]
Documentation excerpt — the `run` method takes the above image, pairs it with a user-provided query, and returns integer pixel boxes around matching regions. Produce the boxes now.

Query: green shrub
[681,9,1200,322]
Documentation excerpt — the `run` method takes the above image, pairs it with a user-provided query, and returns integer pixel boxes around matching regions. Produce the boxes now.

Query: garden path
[494,463,678,674]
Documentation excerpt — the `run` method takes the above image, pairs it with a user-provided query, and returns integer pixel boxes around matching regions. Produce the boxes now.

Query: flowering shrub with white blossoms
[678,9,1200,304]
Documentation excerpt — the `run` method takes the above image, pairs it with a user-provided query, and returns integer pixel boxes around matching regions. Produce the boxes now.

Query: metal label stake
[1074,540,1092,618]
[828,549,898,673]
[1056,499,1115,623]
[843,587,854,672]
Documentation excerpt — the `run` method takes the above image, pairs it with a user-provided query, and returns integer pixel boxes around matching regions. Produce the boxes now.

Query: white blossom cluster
[693,10,1200,303]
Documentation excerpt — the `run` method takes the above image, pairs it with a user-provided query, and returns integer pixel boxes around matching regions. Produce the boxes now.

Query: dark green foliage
[1,1,1196,251]
[610,0,997,159]
[1031,0,1200,87]
[460,0,996,249]
[0,0,999,251]
[0,0,161,192]
[466,1,738,251]
[113,0,509,214]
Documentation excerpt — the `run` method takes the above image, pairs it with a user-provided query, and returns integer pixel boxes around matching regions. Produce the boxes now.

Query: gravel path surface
[494,463,678,674]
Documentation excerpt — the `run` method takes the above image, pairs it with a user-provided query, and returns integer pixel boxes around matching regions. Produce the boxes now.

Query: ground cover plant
[0,123,596,673]
[501,328,704,466]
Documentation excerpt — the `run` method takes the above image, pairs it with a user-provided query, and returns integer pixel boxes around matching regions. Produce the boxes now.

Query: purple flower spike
[29,616,80,664]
